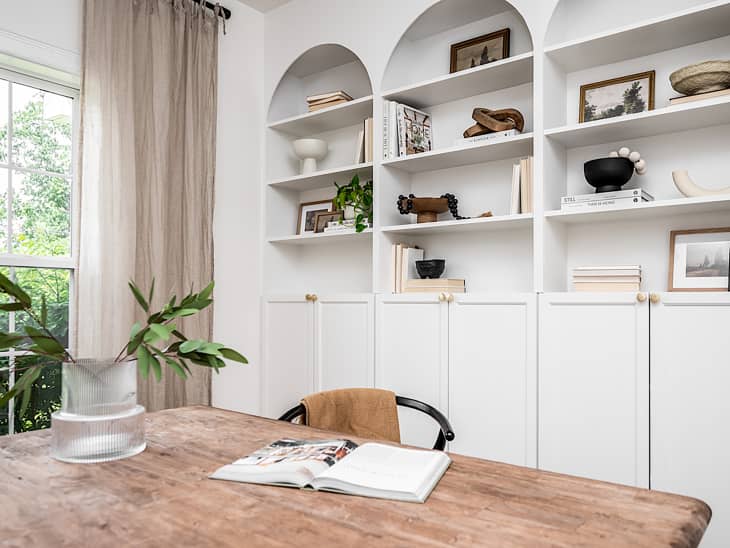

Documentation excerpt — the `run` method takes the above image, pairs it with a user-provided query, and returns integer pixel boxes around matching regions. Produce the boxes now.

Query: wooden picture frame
[314,210,344,234]
[668,227,730,292]
[579,71,655,123]
[450,28,510,74]
[297,200,334,235]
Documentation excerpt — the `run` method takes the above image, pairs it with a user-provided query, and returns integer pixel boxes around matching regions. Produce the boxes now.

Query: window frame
[0,67,79,434]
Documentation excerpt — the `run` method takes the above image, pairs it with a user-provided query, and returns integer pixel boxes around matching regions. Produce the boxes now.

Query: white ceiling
[232,0,292,13]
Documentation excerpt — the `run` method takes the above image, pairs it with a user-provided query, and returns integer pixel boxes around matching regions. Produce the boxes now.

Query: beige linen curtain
[77,0,219,410]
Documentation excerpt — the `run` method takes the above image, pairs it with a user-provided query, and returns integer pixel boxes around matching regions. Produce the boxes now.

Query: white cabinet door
[314,294,374,392]
[449,294,537,467]
[376,294,448,449]
[651,293,730,548]
[539,293,649,487]
[262,296,313,418]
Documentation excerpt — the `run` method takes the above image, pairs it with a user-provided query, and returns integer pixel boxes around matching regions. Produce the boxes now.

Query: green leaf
[148,278,156,307]
[130,322,143,339]
[18,367,42,417]
[128,281,149,313]
[161,355,187,379]
[0,333,25,350]
[197,342,224,357]
[198,281,215,300]
[0,385,20,408]
[0,272,31,306]
[162,308,198,320]
[191,298,213,311]
[150,354,162,382]
[171,330,188,341]
[24,326,65,357]
[220,347,248,364]
[143,329,162,345]
[148,323,171,342]
[0,303,26,312]
[180,339,204,353]
[137,345,152,379]
[41,295,48,326]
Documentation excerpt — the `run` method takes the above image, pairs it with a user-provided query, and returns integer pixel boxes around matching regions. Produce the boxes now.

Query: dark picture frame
[450,28,510,74]
[669,227,730,292]
[314,210,344,234]
[579,71,655,123]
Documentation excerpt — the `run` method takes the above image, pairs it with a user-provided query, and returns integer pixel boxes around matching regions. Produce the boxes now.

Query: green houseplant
[333,174,373,233]
[0,273,246,462]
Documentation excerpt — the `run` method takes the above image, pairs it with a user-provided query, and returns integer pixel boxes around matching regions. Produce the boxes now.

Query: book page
[312,443,449,494]
[210,439,357,488]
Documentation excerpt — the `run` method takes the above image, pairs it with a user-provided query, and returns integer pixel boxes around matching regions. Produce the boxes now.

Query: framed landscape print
[669,228,730,292]
[314,210,343,233]
[579,71,655,123]
[297,200,333,235]
[450,29,510,73]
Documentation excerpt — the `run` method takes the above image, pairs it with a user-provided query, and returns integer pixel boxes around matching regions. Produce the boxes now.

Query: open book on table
[209,438,451,503]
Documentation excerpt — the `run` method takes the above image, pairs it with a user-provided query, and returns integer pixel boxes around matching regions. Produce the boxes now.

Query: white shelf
[382,133,533,173]
[545,1,730,72]
[268,229,373,245]
[545,195,730,224]
[545,97,730,148]
[381,214,533,235]
[267,95,373,137]
[382,52,534,108]
[269,162,373,191]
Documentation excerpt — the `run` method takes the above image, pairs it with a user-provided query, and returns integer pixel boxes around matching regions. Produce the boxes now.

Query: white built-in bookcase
[263,0,730,297]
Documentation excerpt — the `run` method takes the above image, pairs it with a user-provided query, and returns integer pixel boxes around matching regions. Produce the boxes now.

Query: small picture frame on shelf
[314,210,344,233]
[450,28,510,74]
[579,71,655,123]
[297,200,334,235]
[669,228,730,292]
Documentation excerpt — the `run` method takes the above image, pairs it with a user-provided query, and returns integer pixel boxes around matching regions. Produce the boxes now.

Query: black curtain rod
[192,0,232,20]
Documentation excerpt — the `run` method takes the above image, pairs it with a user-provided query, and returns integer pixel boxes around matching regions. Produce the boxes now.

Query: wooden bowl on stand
[398,197,449,223]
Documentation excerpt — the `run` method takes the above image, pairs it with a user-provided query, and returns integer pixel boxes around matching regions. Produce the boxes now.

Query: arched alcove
[382,0,533,92]
[267,44,373,123]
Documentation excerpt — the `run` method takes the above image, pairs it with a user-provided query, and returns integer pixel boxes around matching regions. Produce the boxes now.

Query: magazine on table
[209,438,451,503]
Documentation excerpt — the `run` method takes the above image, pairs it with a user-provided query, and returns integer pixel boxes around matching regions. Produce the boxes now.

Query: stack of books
[391,243,465,293]
[561,189,654,212]
[306,91,353,112]
[572,265,642,292]
[383,101,432,159]
[509,156,533,214]
[323,219,370,234]
[454,128,521,146]
[670,88,730,106]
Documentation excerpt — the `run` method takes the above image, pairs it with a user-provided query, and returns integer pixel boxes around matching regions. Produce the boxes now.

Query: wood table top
[0,406,710,547]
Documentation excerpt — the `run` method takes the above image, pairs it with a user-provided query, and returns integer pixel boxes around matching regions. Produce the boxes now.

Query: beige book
[571,276,641,283]
[307,91,353,102]
[669,88,730,105]
[364,118,373,163]
[404,286,466,294]
[395,243,404,293]
[573,282,641,292]
[406,279,465,287]
[308,99,350,112]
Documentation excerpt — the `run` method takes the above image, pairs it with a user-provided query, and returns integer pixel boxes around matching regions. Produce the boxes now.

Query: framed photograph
[579,71,655,123]
[450,28,510,74]
[297,200,333,235]
[669,228,730,292]
[314,210,344,234]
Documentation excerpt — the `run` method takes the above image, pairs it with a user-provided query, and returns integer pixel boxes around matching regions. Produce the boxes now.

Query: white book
[400,247,424,292]
[510,163,521,215]
[210,439,450,504]
[383,101,391,160]
[574,265,641,273]
[562,188,654,205]
[520,157,533,214]
[561,196,648,211]
[571,276,642,283]
[354,128,365,164]
[364,117,373,163]
[389,101,398,160]
[395,243,404,293]
[390,243,398,293]
[455,129,520,146]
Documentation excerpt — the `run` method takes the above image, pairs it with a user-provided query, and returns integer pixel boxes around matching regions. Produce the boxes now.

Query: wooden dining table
[0,406,710,547]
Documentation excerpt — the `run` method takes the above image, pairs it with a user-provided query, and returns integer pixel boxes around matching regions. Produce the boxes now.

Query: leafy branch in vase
[0,273,247,414]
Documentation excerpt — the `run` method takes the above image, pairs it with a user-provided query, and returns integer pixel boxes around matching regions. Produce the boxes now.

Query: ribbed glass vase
[50,359,146,463]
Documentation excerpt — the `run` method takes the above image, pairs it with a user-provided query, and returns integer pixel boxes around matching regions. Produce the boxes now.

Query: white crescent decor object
[672,170,730,197]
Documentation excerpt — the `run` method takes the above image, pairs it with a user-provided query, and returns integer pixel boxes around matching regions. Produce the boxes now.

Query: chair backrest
[278,395,455,451]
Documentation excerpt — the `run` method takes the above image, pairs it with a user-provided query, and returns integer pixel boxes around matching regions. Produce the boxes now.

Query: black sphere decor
[584,157,635,193]
[416,259,446,279]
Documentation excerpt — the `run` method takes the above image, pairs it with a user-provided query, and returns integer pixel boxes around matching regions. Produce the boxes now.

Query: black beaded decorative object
[440,193,469,220]
[397,193,469,221]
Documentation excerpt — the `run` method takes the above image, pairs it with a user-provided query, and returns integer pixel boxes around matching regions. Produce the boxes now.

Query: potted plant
[333,174,373,233]
[0,274,246,463]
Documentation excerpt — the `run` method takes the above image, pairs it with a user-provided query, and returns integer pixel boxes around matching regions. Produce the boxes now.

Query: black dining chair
[278,394,455,451]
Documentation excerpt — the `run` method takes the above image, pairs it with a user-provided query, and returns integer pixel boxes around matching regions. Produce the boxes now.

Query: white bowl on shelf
[293,139,328,174]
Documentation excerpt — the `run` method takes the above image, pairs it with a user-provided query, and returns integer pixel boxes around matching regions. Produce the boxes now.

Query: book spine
[383,101,390,160]
[397,104,407,158]
[389,101,398,160]
[456,129,519,145]
[562,189,653,204]
[562,197,647,211]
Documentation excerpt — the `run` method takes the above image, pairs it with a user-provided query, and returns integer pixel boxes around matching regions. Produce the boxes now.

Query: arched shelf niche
[382,0,533,93]
[267,44,373,123]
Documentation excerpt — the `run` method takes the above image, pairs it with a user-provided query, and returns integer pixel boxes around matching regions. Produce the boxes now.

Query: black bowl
[584,157,634,193]
[416,259,445,279]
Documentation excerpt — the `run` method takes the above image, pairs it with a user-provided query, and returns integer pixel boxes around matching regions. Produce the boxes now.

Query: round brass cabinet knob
[304,294,312,301]
[650,293,661,304]
[636,293,647,303]
[305,294,318,302]
[438,292,447,302]
[447,293,455,303]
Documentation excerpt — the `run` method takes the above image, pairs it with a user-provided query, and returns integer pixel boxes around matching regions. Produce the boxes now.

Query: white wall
[211,4,265,414]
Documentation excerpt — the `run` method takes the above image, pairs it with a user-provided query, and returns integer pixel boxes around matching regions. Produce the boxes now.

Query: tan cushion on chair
[302,388,401,444]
